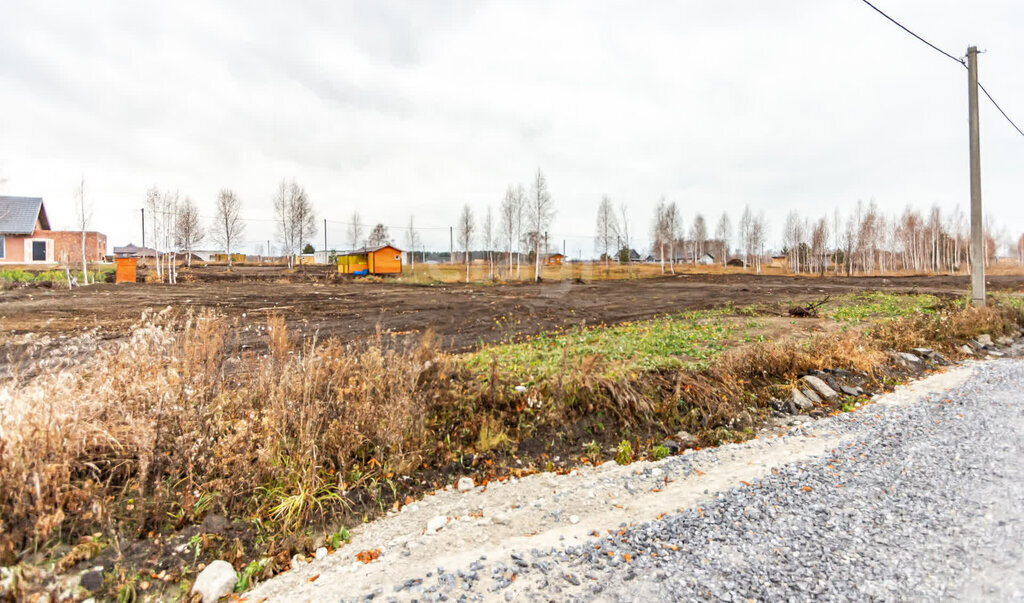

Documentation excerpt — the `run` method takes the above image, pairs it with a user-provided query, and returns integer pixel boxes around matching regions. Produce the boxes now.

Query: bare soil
[3,274,1023,357]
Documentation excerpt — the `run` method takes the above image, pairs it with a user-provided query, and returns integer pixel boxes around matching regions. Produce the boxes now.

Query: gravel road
[251,358,1024,602]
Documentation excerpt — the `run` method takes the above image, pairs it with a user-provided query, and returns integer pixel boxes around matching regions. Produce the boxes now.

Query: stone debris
[800,375,838,401]
[191,560,237,603]
[790,389,814,412]
[425,516,448,534]
[891,351,923,367]
[802,388,823,404]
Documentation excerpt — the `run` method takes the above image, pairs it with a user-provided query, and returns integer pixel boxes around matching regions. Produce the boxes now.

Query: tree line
[778,201,1016,276]
[140,174,1022,283]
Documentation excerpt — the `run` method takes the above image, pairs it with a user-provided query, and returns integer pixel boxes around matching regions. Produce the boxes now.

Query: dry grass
[0,293,1020,592]
[0,310,455,563]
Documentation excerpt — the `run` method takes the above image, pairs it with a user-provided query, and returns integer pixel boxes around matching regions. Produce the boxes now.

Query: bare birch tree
[212,189,245,268]
[751,212,767,273]
[291,183,316,256]
[145,187,163,279]
[738,205,753,270]
[527,170,555,282]
[612,203,632,277]
[145,187,179,282]
[714,212,731,266]
[783,210,805,274]
[175,197,204,267]
[483,205,494,280]
[273,181,296,267]
[458,204,474,283]
[691,214,707,263]
[405,216,420,273]
[75,176,91,285]
[666,201,680,274]
[653,199,671,273]
[274,180,316,267]
[810,216,829,275]
[595,195,617,276]
[499,186,520,278]
[513,184,526,279]
[349,212,363,250]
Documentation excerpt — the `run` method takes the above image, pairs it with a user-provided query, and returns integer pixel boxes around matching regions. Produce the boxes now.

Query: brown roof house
[0,196,107,265]
[113,244,159,259]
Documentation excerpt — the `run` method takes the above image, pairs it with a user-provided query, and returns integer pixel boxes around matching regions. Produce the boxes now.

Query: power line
[978,82,1024,139]
[325,218,451,231]
[860,0,1024,140]
[858,0,964,65]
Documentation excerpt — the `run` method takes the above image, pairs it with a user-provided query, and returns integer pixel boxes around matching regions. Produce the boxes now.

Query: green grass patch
[825,292,939,322]
[0,268,112,285]
[466,307,740,382]
[466,292,964,383]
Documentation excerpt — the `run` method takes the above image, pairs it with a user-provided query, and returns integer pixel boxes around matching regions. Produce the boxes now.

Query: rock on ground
[425,516,448,533]
[191,560,237,603]
[790,388,814,411]
[801,374,838,400]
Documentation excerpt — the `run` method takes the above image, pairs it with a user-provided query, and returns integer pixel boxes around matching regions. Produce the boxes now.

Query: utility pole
[449,226,454,264]
[967,46,985,307]
[141,208,145,248]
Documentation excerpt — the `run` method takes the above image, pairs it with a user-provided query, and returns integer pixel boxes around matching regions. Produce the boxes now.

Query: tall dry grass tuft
[872,300,1021,351]
[0,310,452,561]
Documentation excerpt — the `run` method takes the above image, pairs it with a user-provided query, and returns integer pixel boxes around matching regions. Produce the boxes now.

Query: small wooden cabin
[213,253,246,264]
[337,245,402,275]
[546,253,565,266]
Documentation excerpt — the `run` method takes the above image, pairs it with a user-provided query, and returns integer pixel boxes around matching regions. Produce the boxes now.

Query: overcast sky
[1,0,1022,256]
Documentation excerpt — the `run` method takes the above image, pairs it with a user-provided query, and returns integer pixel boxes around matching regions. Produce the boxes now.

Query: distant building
[187,249,223,262]
[212,253,246,264]
[1,196,106,265]
[337,245,403,275]
[696,253,715,265]
[295,251,331,265]
[113,243,159,259]
[546,253,565,265]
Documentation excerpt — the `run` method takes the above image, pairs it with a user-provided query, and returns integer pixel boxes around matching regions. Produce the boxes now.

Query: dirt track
[3,274,1023,355]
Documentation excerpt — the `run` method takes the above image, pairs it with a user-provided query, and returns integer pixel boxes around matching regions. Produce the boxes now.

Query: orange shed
[337,245,403,275]
[115,257,137,283]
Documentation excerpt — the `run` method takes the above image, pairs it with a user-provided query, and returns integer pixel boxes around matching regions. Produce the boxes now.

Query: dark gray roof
[0,196,49,234]
[113,244,158,257]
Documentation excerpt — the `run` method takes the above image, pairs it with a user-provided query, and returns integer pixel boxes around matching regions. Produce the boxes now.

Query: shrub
[649,444,671,461]
[614,440,633,465]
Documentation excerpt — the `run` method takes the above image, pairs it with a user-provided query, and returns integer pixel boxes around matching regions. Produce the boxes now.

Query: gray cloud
[0,0,1022,255]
